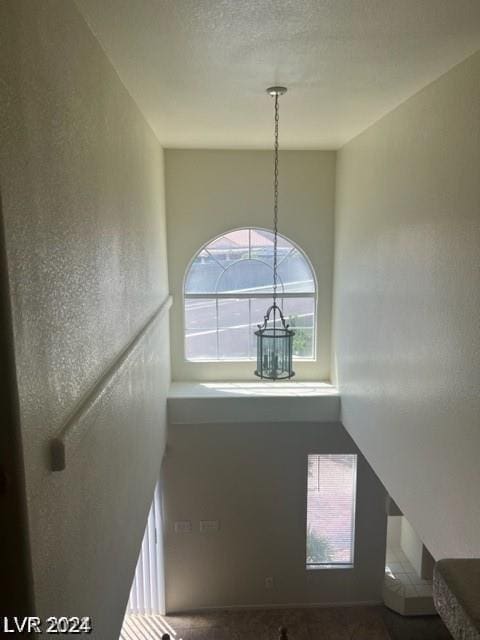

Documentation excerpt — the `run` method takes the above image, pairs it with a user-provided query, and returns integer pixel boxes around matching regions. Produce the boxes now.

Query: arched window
[184,228,316,361]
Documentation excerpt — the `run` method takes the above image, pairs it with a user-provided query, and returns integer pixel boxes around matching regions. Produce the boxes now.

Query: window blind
[306,454,357,567]
[127,482,165,615]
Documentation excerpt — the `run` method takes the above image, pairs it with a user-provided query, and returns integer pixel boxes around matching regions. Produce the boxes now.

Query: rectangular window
[306,454,357,569]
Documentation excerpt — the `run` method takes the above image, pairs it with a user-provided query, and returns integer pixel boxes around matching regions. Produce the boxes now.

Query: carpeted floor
[121,605,452,640]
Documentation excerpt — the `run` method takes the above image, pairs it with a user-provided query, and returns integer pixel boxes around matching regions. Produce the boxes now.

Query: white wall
[386,516,402,549]
[0,1,170,636]
[400,518,423,577]
[165,150,335,381]
[163,417,387,612]
[333,50,480,561]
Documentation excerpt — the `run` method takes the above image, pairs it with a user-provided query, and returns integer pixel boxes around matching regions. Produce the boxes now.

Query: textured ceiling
[76,0,480,149]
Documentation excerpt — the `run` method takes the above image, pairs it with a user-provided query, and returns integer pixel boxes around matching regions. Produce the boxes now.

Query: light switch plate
[174,520,192,533]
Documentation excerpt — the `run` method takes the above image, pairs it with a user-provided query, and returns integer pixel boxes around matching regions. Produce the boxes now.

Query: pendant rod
[273,91,279,309]
[266,87,287,311]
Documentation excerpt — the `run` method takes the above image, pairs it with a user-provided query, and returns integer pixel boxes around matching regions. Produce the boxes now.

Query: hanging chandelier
[254,86,295,380]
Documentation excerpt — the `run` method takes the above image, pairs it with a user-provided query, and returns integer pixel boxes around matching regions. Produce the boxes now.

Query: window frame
[183,227,318,363]
[305,453,358,571]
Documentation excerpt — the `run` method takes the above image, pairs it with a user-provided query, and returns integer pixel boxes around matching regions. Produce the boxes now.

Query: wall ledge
[168,382,340,424]
[433,559,480,640]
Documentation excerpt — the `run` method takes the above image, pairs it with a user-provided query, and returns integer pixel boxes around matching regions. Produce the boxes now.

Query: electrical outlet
[174,521,192,533]
[199,520,220,532]
[265,576,274,589]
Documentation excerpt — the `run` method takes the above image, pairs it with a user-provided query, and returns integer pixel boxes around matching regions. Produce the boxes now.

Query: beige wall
[165,149,335,381]
[163,418,387,611]
[0,1,169,636]
[333,50,480,561]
